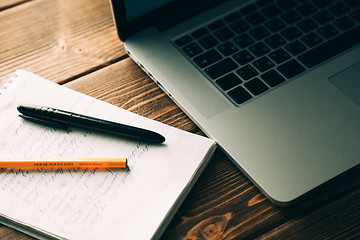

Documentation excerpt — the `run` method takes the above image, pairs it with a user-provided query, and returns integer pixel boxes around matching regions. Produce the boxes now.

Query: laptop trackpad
[329,62,360,106]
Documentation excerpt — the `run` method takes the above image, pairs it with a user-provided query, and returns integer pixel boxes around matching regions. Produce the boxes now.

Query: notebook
[110,0,360,205]
[0,70,216,239]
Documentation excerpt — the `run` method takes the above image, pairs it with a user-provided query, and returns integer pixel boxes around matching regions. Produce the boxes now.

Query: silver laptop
[110,0,360,206]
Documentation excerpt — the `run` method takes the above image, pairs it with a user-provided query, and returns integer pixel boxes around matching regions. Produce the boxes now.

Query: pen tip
[154,134,165,144]
[17,105,28,113]
[143,131,165,144]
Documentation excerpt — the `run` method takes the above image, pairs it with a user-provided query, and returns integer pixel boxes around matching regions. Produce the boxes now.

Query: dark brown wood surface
[1,0,359,239]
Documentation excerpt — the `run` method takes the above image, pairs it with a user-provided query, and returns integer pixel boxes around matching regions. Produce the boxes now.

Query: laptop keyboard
[173,0,360,106]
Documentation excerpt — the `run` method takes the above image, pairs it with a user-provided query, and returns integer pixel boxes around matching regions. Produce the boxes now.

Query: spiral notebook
[0,70,216,239]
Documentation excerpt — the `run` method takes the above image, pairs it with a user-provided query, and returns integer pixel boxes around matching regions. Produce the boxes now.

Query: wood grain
[1,0,360,239]
[0,0,125,83]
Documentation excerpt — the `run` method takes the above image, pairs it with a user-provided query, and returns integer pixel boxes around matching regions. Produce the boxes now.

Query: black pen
[17,105,165,144]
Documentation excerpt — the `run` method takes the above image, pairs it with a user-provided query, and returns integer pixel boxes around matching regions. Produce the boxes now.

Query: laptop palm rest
[329,61,360,106]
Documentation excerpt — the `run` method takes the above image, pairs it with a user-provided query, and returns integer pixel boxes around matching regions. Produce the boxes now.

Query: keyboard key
[198,35,219,49]
[214,27,235,41]
[228,86,252,104]
[317,24,339,39]
[281,26,302,41]
[208,19,225,30]
[252,57,275,72]
[237,64,258,80]
[333,16,355,31]
[262,4,282,18]
[246,12,266,26]
[216,73,242,91]
[265,18,286,32]
[261,70,285,87]
[313,10,334,25]
[249,42,270,57]
[281,10,301,24]
[233,50,254,65]
[296,3,317,16]
[218,41,239,56]
[249,26,270,40]
[230,20,251,34]
[193,49,222,68]
[265,34,286,49]
[244,78,269,95]
[269,48,291,64]
[285,40,307,55]
[301,32,323,47]
[191,28,209,39]
[297,18,318,33]
[298,26,360,68]
[182,43,203,57]
[329,3,350,17]
[175,35,192,47]
[204,58,238,79]
[233,34,254,48]
[277,59,305,78]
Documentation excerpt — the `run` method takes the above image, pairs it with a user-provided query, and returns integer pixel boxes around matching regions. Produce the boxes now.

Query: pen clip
[19,114,68,130]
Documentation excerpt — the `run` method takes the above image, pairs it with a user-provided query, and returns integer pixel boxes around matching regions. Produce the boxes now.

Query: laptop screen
[111,0,224,41]
[124,0,174,21]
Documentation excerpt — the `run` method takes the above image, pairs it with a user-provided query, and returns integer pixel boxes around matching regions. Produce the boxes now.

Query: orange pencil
[0,158,127,169]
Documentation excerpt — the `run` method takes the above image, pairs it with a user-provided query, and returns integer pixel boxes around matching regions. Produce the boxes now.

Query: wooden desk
[1,0,359,239]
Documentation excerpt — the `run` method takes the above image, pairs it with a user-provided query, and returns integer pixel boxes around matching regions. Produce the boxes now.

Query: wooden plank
[0,0,30,11]
[0,0,125,83]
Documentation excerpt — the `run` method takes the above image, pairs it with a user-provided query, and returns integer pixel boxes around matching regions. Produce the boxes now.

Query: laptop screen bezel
[110,0,224,41]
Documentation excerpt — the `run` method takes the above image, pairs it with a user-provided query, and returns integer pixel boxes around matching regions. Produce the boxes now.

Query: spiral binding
[0,73,17,95]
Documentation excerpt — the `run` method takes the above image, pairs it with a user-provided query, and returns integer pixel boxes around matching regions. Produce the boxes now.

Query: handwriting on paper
[0,118,94,158]
[0,142,150,230]
[0,98,151,232]
[0,71,215,240]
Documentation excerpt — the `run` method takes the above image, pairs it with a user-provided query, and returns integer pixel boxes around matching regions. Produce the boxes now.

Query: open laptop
[110,0,360,206]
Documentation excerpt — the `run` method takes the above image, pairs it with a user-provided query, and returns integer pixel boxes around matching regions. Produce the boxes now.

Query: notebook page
[0,70,216,239]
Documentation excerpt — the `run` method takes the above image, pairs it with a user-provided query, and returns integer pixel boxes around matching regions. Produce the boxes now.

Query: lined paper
[0,70,216,239]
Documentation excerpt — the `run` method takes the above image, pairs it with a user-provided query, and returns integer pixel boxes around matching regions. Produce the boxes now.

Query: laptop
[110,0,360,206]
